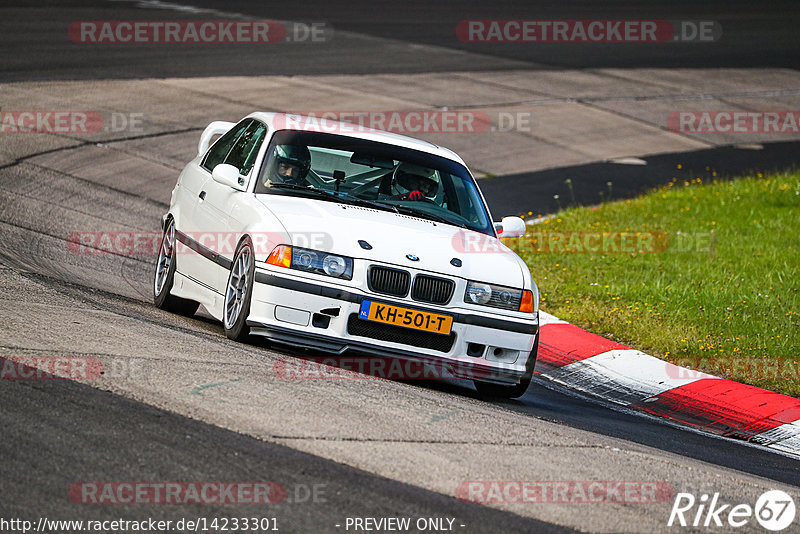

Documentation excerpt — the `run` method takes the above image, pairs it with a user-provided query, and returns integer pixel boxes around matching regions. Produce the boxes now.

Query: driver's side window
[201,119,269,185]
[225,121,268,176]
[201,120,251,172]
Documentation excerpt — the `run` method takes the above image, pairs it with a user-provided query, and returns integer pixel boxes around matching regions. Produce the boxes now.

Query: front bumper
[247,268,538,385]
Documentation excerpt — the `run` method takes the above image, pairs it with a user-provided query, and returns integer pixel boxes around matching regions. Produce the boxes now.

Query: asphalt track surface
[2,1,800,533]
[0,359,567,533]
[480,140,800,216]
[3,0,799,81]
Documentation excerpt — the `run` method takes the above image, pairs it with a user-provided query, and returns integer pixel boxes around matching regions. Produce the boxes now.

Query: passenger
[391,163,439,201]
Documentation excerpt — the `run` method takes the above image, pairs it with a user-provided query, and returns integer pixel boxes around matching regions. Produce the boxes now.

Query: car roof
[246,112,468,167]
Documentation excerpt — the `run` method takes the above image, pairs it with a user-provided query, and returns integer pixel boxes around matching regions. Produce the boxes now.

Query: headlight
[465,282,492,305]
[266,245,353,280]
[292,247,353,279]
[294,249,317,269]
[465,281,530,312]
[322,255,348,277]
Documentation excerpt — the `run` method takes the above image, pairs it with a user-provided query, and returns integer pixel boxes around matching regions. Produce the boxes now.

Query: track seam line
[0,126,201,172]
[8,160,170,209]
[270,436,602,446]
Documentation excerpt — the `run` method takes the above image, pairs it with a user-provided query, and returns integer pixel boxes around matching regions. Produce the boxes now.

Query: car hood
[256,195,526,285]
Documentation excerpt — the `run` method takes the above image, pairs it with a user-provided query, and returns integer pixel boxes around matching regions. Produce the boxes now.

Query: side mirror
[212,164,247,191]
[495,216,526,239]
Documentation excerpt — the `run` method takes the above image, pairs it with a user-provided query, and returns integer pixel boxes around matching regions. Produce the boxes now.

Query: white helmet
[392,163,439,198]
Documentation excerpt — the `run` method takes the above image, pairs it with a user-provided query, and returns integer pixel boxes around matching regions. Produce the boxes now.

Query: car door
[193,119,269,293]
[177,119,251,291]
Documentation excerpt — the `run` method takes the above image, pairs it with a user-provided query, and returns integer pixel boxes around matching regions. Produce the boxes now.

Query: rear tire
[154,217,199,316]
[223,237,255,341]
[474,333,538,399]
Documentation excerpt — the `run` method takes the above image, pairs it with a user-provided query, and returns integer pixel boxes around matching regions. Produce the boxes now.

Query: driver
[265,144,311,186]
[391,163,439,201]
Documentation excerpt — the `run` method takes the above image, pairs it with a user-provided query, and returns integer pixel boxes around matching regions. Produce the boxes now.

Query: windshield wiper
[269,183,330,196]
[268,183,349,201]
[268,184,399,214]
[339,195,399,213]
[393,205,468,228]
[269,185,466,228]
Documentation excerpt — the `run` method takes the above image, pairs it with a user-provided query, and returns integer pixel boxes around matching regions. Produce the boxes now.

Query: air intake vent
[347,314,455,352]
[411,275,454,305]
[368,266,410,297]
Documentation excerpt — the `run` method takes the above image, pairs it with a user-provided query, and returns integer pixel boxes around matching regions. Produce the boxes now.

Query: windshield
[255,130,494,235]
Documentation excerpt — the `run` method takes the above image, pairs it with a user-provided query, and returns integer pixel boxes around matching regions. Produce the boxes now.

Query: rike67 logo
[668,490,796,530]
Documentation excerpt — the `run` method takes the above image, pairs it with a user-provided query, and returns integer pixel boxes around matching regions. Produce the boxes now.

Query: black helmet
[271,144,311,184]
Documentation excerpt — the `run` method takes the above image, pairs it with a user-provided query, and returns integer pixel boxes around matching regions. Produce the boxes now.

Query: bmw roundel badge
[406,254,419,261]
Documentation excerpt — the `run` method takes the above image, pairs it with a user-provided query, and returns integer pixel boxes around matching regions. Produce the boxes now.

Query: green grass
[509,171,800,397]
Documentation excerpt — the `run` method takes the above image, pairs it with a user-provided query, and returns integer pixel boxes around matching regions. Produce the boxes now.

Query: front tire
[154,217,199,316]
[474,333,539,399]
[223,237,255,341]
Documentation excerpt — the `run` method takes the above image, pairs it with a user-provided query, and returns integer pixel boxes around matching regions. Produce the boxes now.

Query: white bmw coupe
[154,113,539,398]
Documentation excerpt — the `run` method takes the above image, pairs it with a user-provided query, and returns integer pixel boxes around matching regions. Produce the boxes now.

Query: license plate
[359,300,453,335]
